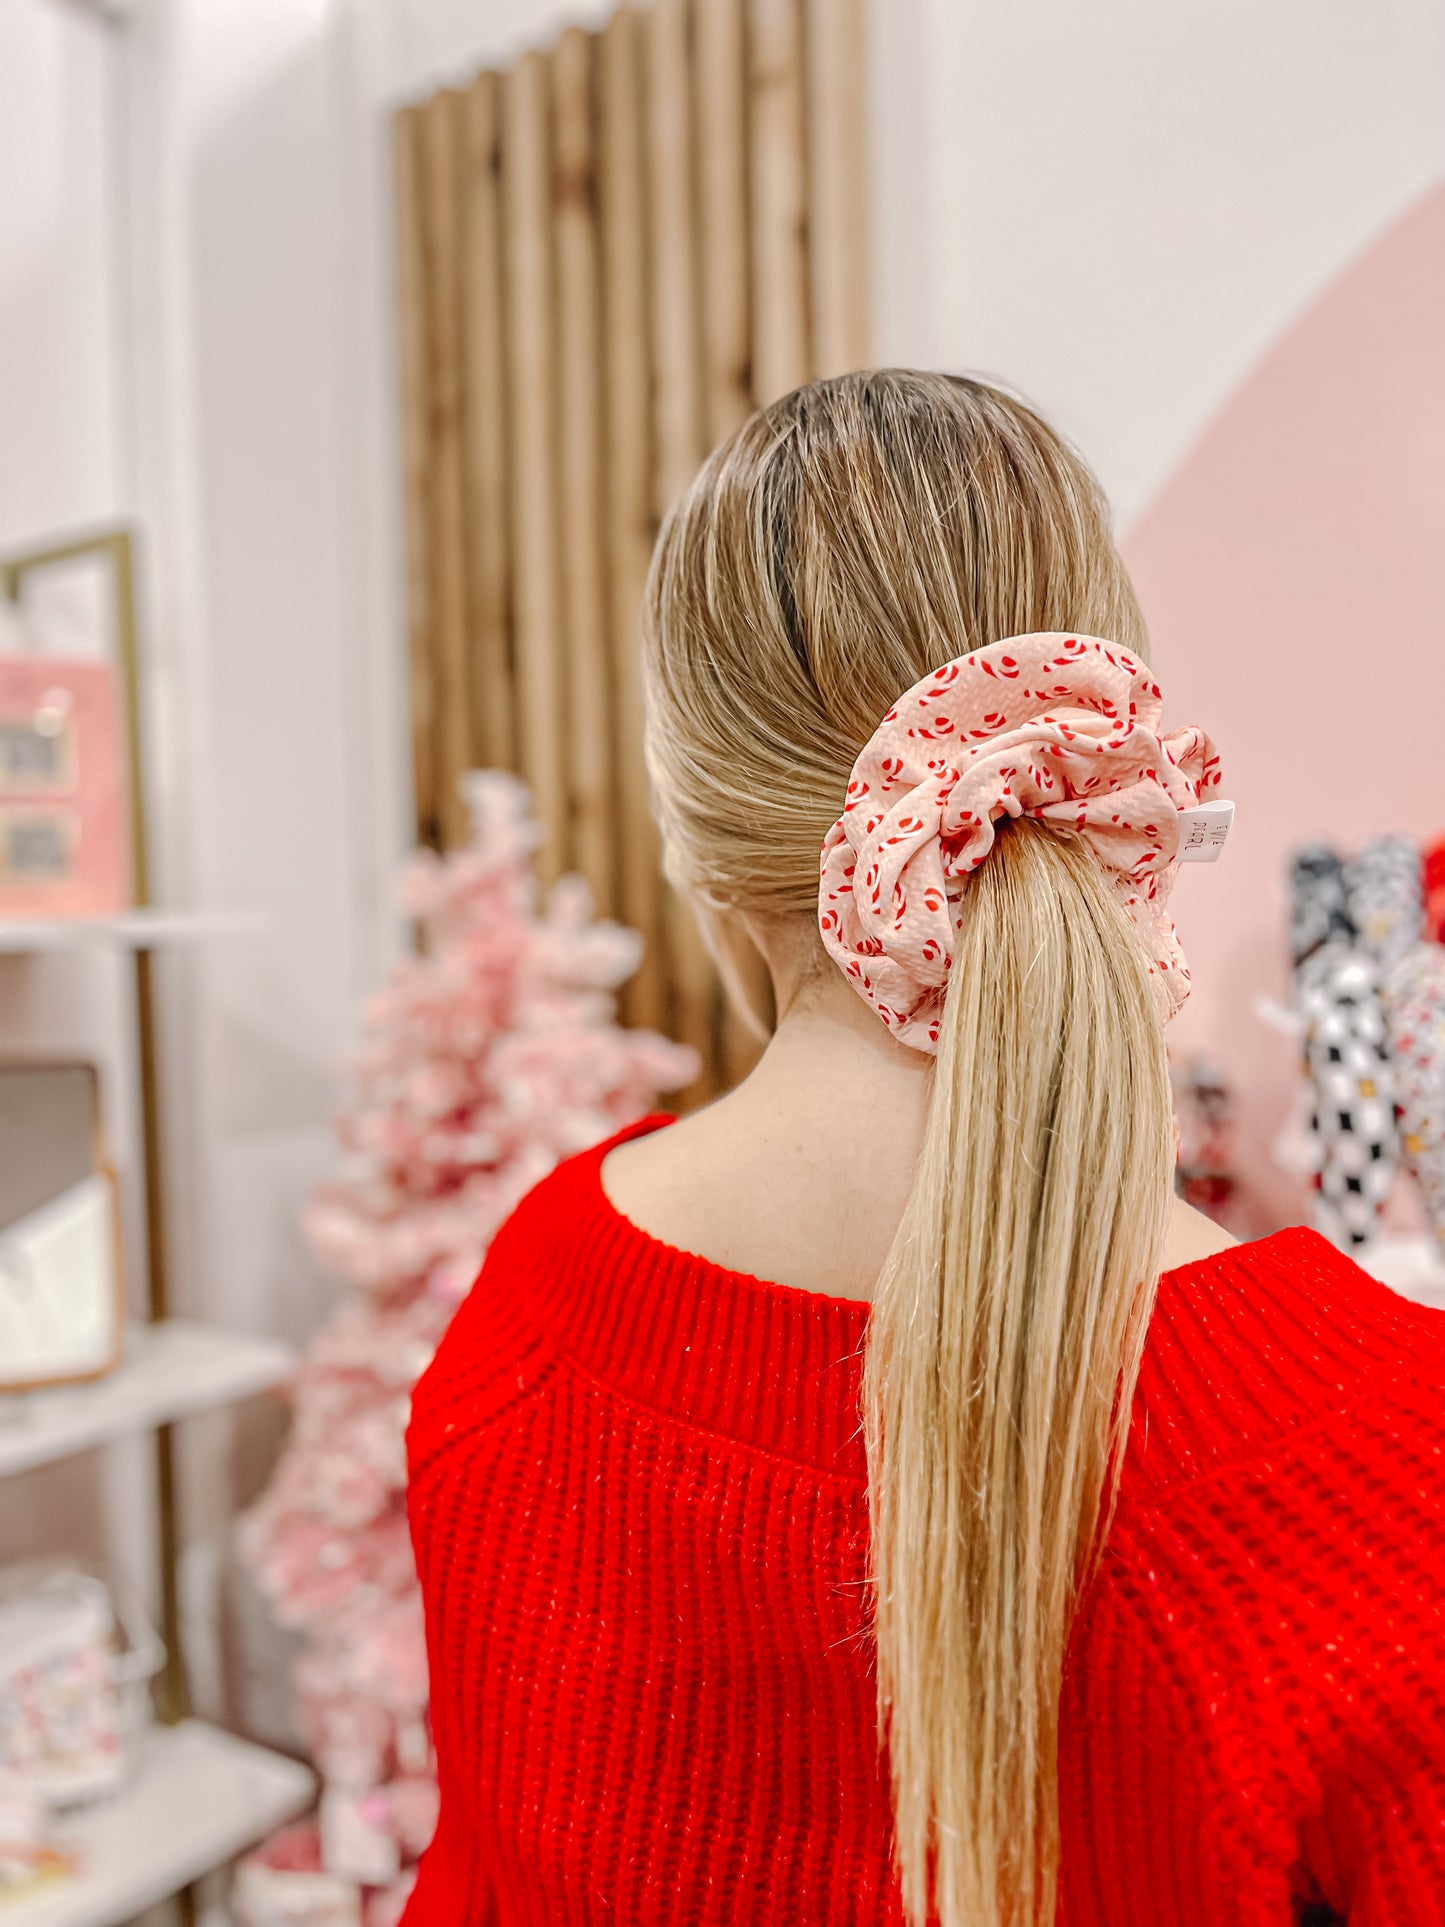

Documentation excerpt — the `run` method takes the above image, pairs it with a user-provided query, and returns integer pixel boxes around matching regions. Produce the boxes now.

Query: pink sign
[0,659,130,918]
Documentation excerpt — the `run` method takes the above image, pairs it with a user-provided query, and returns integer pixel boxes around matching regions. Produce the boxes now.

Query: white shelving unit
[1,1319,312,1925]
[0,910,263,957]
[0,536,301,1926]
[0,1321,296,1479]
[0,1315,312,1925]
[13,1724,313,1927]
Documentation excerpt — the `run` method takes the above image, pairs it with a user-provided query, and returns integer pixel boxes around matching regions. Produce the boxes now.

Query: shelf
[1358,1235,1445,1308]
[0,909,263,955]
[12,1721,313,1927]
[0,1321,295,1478]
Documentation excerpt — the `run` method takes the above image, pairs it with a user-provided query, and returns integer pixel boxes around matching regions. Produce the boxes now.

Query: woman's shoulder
[407,1118,672,1445]
[414,1112,873,1481]
[436,1113,671,1322]
[1124,1225,1445,1505]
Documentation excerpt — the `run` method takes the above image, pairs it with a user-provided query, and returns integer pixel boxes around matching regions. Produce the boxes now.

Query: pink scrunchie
[818,633,1222,1051]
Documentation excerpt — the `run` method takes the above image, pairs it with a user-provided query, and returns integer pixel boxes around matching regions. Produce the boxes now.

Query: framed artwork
[0,530,142,921]
[0,658,130,917]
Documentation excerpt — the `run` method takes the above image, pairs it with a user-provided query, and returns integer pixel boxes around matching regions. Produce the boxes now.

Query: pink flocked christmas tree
[239,772,697,1926]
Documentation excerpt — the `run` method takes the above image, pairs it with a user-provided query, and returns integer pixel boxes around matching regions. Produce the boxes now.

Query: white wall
[0,0,410,1734]
[0,0,403,1370]
[114,0,415,1726]
[0,2,121,544]
[352,0,612,100]
[869,0,1445,530]
[121,0,400,1343]
[0,0,128,1188]
[1,0,397,1346]
[0,0,159,1687]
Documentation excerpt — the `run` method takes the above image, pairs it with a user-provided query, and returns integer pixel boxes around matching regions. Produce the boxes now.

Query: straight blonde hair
[641,371,1174,1927]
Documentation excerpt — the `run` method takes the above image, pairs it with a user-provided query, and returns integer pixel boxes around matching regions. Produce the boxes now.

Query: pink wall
[1125,185,1445,1233]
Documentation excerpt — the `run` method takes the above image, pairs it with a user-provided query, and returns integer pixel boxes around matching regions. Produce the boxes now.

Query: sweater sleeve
[1341,1773,1445,1926]
[399,1754,496,1926]
[1285,1313,1445,1926]
[1108,1250,1445,1927]
[1298,1758,1445,1925]
[1060,1576,1276,1925]
[1321,1328,1445,1923]
[1294,1356,1445,1927]
[400,1236,558,1925]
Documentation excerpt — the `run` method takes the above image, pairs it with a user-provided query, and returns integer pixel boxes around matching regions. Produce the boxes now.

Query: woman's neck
[606,971,933,1299]
[602,945,1235,1301]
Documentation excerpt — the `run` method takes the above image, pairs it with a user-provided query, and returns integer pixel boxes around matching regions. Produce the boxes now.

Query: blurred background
[0,1,1441,1921]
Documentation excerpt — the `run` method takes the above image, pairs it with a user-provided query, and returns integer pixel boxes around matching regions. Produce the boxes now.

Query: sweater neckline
[525,1113,1391,1489]
[596,1113,878,1324]
[528,1114,872,1481]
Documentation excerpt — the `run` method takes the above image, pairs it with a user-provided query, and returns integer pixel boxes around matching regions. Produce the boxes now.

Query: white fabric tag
[1176,800,1234,863]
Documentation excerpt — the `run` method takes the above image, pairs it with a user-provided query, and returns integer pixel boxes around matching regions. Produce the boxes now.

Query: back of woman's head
[642,369,1147,911]
[642,370,1175,1927]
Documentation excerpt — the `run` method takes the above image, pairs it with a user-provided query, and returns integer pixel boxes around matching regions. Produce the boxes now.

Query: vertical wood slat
[552,28,615,917]
[501,51,569,883]
[393,109,439,850]
[646,0,722,1096]
[695,0,771,1085]
[748,0,811,404]
[695,0,752,446]
[645,0,704,509]
[418,91,473,850]
[459,71,515,776]
[597,5,666,1032]
[806,0,868,376]
[397,1,867,1092]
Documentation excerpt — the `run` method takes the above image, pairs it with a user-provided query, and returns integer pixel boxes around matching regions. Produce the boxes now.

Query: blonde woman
[403,372,1445,1927]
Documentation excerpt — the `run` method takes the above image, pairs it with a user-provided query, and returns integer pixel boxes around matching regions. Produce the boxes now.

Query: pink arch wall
[1124,184,1445,1233]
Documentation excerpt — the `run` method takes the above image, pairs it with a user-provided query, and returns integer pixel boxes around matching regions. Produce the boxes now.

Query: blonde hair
[641,370,1174,1927]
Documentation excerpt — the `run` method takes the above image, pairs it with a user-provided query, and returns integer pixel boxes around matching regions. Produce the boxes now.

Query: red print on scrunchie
[817,633,1223,1052]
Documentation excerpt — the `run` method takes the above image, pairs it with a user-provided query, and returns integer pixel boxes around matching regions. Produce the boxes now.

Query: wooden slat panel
[695,0,752,446]
[645,0,703,511]
[418,91,472,849]
[696,0,771,1084]
[501,51,569,881]
[553,27,615,916]
[597,5,665,1031]
[646,0,722,1097]
[393,108,439,850]
[806,0,868,376]
[459,70,515,775]
[748,0,811,403]
[399,5,867,1082]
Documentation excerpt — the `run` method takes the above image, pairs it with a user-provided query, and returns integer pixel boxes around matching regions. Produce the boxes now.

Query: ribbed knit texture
[402,1117,1445,1926]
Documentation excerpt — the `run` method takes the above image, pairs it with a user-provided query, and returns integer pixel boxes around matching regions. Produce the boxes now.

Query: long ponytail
[865,820,1172,1924]
[641,369,1174,1925]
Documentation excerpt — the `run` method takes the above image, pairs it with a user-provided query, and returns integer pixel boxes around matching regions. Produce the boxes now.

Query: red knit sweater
[402,1117,1445,1926]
